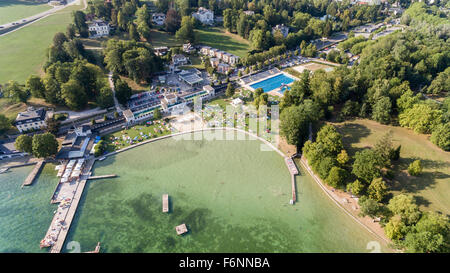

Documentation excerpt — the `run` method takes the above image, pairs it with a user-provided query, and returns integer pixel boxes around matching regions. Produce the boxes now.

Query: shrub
[408,160,423,176]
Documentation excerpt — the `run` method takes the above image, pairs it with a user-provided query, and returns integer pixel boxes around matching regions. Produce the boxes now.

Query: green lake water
[61,132,389,253]
[0,164,58,253]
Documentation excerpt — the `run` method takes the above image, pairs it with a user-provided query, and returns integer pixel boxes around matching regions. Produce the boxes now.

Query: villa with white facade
[192,7,214,25]
[88,19,110,38]
[14,107,48,133]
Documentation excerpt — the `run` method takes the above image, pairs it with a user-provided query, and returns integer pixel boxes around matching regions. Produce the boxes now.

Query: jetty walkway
[22,160,44,188]
[40,157,95,253]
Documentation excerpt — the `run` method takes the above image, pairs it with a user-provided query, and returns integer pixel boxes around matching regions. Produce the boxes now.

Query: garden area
[101,119,173,153]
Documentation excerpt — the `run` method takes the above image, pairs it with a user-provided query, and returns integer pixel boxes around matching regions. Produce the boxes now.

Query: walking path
[108,71,124,113]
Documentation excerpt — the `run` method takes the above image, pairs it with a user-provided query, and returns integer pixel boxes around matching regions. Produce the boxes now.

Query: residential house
[154,46,169,56]
[152,13,166,26]
[192,7,214,25]
[88,19,110,38]
[216,63,231,74]
[14,107,48,133]
[243,10,255,16]
[172,54,188,66]
[183,43,196,53]
[272,24,289,38]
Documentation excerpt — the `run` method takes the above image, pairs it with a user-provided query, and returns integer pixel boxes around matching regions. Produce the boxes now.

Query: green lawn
[103,120,172,152]
[332,119,450,216]
[195,27,250,58]
[148,29,183,48]
[0,0,52,25]
[0,1,85,84]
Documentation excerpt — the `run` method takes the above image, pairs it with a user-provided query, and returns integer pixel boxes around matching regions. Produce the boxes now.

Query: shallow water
[63,132,388,253]
[0,164,58,253]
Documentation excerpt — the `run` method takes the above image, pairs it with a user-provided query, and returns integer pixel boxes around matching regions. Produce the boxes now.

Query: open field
[148,29,183,48]
[0,1,85,84]
[0,0,52,25]
[332,119,450,215]
[292,62,335,74]
[195,27,250,58]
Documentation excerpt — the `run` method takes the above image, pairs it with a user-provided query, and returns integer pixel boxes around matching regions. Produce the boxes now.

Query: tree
[358,196,382,218]
[427,67,450,95]
[176,16,196,43]
[4,81,30,103]
[374,130,394,167]
[72,10,88,37]
[165,9,181,34]
[408,160,422,176]
[404,230,445,253]
[15,135,33,154]
[97,86,114,109]
[0,114,10,133]
[115,79,132,106]
[336,149,350,166]
[53,32,68,48]
[347,179,365,196]
[280,105,309,147]
[153,108,162,120]
[129,23,140,41]
[46,117,60,135]
[368,177,388,202]
[371,96,391,124]
[325,166,347,188]
[352,149,383,183]
[225,83,235,97]
[315,124,343,155]
[387,194,421,225]
[316,157,337,180]
[61,80,88,110]
[385,215,408,241]
[26,75,46,98]
[399,103,442,134]
[430,123,450,151]
[32,133,58,158]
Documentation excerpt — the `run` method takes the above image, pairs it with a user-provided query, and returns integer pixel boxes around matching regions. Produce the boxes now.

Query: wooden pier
[22,160,44,188]
[48,158,96,253]
[162,194,169,213]
[87,174,117,180]
[85,242,101,253]
[285,157,298,204]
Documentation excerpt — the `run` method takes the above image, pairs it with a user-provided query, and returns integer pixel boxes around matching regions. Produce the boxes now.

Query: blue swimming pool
[249,73,295,93]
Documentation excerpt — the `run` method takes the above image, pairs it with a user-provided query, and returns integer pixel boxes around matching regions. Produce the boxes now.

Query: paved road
[0,0,85,37]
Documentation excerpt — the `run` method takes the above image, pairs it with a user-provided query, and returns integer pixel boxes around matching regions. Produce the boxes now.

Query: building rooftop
[15,107,46,125]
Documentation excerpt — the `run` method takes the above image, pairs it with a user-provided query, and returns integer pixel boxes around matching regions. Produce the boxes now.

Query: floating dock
[22,160,45,188]
[162,194,169,213]
[176,224,188,235]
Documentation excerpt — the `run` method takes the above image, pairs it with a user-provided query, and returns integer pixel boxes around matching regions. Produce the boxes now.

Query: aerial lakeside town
[0,0,449,257]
